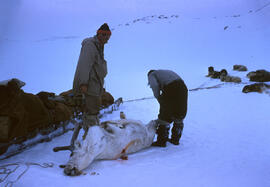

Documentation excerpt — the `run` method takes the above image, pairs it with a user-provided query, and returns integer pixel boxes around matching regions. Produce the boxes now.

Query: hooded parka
[73,36,107,97]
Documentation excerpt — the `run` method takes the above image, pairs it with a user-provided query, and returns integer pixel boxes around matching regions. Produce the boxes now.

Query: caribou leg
[70,122,82,146]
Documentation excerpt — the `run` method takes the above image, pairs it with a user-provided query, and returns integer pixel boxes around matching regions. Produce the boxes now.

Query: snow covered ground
[0,0,270,186]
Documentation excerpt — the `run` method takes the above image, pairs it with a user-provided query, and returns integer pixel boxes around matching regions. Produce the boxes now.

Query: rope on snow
[123,82,229,103]
[0,162,54,187]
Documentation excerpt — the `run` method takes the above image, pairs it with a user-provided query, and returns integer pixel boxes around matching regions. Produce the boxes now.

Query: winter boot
[169,119,184,145]
[151,120,170,147]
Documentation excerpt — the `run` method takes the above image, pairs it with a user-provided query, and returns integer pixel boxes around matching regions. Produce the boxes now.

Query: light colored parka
[73,36,107,96]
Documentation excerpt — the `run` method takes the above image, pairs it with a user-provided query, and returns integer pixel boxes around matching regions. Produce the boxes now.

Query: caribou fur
[64,119,157,176]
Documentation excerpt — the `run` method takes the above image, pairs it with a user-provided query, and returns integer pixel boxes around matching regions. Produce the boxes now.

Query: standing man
[73,23,111,135]
[147,69,188,147]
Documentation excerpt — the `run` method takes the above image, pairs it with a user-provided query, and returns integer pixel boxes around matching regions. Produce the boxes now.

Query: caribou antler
[53,121,83,152]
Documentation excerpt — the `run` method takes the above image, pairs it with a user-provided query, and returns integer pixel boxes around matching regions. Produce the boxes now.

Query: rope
[123,82,228,103]
[0,162,54,187]
[255,2,270,13]
[124,96,154,103]
[123,81,252,103]
[189,83,225,91]
[0,163,20,185]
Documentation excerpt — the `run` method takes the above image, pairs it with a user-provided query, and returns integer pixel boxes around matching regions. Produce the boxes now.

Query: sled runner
[0,78,122,160]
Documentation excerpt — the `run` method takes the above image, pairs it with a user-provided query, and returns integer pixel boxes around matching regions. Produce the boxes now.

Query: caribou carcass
[64,119,157,176]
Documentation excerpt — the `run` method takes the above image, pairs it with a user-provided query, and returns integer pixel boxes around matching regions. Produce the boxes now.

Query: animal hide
[59,89,114,109]
[0,78,26,88]
[0,81,51,143]
[64,119,157,175]
[247,69,270,82]
[220,75,241,83]
[242,83,270,93]
[101,91,114,108]
[233,65,248,71]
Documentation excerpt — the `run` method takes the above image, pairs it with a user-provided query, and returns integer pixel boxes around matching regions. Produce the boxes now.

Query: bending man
[147,69,188,147]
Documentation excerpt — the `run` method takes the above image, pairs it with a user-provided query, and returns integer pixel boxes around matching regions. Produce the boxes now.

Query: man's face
[98,33,111,45]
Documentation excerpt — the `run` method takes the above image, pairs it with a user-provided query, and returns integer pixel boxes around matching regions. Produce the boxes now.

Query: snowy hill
[0,0,270,186]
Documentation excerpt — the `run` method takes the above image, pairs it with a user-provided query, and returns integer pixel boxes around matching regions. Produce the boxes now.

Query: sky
[0,0,270,186]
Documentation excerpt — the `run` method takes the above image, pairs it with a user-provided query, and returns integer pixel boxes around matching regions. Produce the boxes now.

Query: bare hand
[80,85,87,93]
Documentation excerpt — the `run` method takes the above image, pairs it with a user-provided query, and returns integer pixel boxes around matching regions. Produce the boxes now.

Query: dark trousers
[84,94,101,115]
[158,79,188,123]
